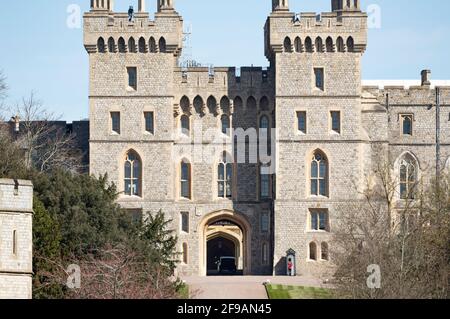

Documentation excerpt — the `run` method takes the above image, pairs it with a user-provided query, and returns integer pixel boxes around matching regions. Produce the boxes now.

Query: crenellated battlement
[84,3,183,56]
[0,179,33,214]
[174,66,273,88]
[265,9,367,58]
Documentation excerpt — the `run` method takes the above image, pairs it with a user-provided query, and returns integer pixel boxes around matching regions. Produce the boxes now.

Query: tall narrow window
[321,242,329,261]
[13,230,17,256]
[108,37,115,53]
[310,210,329,231]
[260,173,270,199]
[221,115,230,135]
[128,37,136,53]
[297,111,307,134]
[138,37,146,53]
[283,37,292,53]
[127,67,137,90]
[111,112,120,134]
[181,161,191,199]
[262,243,269,265]
[346,36,354,52]
[159,37,166,53]
[311,151,328,197]
[336,37,345,52]
[331,111,341,133]
[144,112,154,134]
[401,114,413,136]
[182,243,188,264]
[181,115,190,136]
[314,68,324,90]
[124,150,141,196]
[97,37,106,53]
[181,212,189,233]
[261,212,270,233]
[305,37,313,53]
[309,242,317,261]
[118,37,126,52]
[399,155,417,200]
[218,152,233,198]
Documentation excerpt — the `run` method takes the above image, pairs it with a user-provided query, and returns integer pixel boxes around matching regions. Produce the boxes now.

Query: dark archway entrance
[207,237,236,272]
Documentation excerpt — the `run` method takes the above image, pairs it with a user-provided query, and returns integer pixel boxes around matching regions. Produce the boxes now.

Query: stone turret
[0,179,33,299]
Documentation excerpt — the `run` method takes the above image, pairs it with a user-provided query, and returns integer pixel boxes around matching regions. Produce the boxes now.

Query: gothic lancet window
[124,150,142,196]
[311,151,328,197]
[399,154,418,200]
[218,152,233,198]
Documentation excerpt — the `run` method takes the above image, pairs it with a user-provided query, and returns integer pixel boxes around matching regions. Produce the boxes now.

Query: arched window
[399,154,418,200]
[218,152,233,198]
[315,37,324,53]
[283,37,292,53]
[234,96,243,110]
[305,37,313,53]
[128,37,136,53]
[193,95,204,113]
[108,37,115,53]
[118,37,126,53]
[220,96,230,114]
[326,37,334,52]
[336,37,345,52]
[181,161,191,199]
[159,37,166,53]
[180,96,190,112]
[221,115,230,135]
[294,37,302,53]
[181,115,190,136]
[149,37,157,53]
[346,36,354,52]
[247,96,257,109]
[321,242,329,260]
[207,96,217,113]
[260,96,269,111]
[182,243,188,264]
[124,150,142,196]
[311,151,328,197]
[138,37,146,53]
[309,242,317,260]
[97,37,106,53]
[260,115,269,130]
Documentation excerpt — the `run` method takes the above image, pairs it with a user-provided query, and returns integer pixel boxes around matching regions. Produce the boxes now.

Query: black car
[217,257,237,274]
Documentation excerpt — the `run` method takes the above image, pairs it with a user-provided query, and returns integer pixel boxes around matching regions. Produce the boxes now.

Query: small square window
[144,112,154,134]
[297,111,307,134]
[127,67,137,90]
[111,112,120,134]
[401,114,413,136]
[310,210,329,232]
[331,111,341,134]
[314,68,324,90]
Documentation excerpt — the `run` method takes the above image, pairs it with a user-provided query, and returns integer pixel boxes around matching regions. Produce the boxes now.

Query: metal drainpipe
[436,87,441,183]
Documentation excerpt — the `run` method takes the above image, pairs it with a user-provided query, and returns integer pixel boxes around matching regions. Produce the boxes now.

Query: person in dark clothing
[128,6,134,22]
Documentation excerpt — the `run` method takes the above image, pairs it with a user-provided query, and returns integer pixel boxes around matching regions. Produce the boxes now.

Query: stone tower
[265,0,368,275]
[0,179,33,299]
[84,0,183,202]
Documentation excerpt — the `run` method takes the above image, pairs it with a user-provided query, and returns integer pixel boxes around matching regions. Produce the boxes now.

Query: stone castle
[0,179,33,298]
[84,0,449,277]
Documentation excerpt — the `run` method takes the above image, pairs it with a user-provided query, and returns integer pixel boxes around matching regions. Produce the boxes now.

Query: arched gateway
[198,210,252,276]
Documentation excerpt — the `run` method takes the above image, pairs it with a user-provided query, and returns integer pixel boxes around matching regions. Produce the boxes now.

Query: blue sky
[0,0,449,121]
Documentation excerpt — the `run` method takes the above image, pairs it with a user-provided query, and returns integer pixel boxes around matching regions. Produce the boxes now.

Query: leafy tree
[32,196,64,299]
[31,170,136,258]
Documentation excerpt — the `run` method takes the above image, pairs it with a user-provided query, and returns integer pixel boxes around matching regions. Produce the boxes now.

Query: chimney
[421,69,431,86]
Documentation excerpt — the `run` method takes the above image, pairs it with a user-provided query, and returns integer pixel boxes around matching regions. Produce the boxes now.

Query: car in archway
[217,257,237,274]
